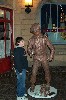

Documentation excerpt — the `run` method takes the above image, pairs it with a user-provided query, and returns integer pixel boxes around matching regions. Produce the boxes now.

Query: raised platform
[28,85,57,98]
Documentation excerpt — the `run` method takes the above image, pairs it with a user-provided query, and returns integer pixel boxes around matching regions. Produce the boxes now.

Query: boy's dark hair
[15,37,24,46]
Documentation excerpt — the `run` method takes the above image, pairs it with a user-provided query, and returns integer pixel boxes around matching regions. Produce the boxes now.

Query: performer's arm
[27,39,33,57]
[46,37,55,61]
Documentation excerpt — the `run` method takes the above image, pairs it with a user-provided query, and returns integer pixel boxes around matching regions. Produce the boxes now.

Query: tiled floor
[0,66,66,100]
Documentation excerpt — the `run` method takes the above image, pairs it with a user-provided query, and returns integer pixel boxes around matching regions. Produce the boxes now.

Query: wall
[12,0,66,67]
[13,0,42,66]
[0,0,66,66]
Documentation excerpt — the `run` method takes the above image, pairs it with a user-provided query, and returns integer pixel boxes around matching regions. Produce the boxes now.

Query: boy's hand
[26,70,29,73]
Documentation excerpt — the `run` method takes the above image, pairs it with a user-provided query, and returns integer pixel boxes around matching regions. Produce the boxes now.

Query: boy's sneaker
[17,96,21,100]
[20,96,28,100]
[17,96,28,100]
[24,94,27,96]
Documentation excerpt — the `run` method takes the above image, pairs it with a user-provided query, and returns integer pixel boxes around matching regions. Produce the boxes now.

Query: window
[0,7,13,58]
[41,3,66,44]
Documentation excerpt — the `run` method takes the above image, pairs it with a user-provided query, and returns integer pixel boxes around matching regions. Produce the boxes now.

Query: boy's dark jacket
[13,47,28,73]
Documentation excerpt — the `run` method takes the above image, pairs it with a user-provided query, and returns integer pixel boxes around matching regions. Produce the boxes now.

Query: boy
[14,37,28,100]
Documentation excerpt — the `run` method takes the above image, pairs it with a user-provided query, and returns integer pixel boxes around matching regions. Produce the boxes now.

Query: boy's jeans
[16,69,26,97]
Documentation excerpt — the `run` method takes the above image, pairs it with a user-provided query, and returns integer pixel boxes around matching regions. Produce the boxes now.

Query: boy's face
[18,40,25,47]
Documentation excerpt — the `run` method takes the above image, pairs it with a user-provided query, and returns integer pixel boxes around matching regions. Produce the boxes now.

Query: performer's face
[34,24,40,35]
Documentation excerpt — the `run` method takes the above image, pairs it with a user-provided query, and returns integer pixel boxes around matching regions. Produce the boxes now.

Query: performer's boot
[30,84,35,92]
[40,84,47,97]
[40,84,44,95]
[45,77,51,95]
[46,83,50,95]
[30,75,36,92]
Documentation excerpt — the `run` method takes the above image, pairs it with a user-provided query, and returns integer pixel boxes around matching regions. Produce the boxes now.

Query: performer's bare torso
[28,33,54,62]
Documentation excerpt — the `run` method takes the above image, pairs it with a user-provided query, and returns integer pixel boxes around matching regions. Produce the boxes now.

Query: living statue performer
[27,23,55,95]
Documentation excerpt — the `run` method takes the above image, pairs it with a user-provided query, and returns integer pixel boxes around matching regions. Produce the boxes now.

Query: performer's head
[30,23,41,35]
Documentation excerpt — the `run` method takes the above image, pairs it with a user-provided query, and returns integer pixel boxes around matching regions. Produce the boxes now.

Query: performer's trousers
[30,59,51,86]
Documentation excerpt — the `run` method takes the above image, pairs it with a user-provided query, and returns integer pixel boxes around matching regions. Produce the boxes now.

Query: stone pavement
[0,66,66,100]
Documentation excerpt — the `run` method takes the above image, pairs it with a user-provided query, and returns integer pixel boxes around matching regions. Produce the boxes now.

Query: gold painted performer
[27,23,55,95]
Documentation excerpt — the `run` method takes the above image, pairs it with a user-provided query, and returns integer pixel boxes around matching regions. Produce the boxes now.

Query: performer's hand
[49,57,53,62]
[29,54,33,58]
[47,57,53,62]
[47,57,49,61]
